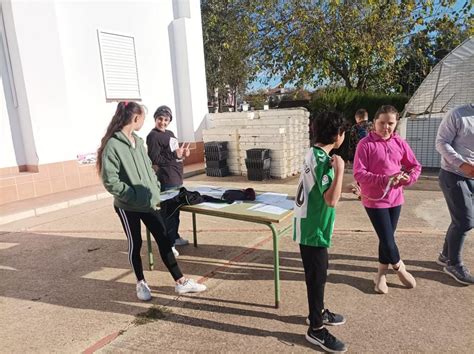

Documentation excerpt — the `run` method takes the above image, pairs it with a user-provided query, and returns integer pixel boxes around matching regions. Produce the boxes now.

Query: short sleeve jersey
[293,146,335,248]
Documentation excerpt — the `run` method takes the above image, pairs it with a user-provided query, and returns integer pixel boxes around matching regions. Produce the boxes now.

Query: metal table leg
[192,212,198,247]
[146,228,154,270]
[268,224,280,308]
[266,222,292,308]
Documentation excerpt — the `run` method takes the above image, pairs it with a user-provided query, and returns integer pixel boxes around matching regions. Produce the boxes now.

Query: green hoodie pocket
[130,185,152,209]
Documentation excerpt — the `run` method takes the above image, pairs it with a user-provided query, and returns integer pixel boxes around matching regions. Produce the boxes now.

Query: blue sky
[247,75,281,92]
[246,0,471,93]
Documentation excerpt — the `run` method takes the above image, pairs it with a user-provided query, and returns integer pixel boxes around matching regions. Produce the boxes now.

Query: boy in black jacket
[146,106,190,254]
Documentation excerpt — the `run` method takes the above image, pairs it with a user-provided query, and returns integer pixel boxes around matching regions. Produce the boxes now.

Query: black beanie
[154,105,173,121]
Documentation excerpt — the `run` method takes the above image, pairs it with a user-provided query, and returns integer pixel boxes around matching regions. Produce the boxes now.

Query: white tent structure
[402,37,474,168]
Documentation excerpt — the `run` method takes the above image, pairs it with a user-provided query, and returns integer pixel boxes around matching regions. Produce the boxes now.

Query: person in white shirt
[435,103,474,285]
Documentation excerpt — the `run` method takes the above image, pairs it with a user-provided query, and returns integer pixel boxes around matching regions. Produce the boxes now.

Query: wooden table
[146,200,293,308]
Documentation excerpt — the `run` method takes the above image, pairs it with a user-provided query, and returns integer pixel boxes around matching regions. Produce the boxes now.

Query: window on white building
[97,30,141,100]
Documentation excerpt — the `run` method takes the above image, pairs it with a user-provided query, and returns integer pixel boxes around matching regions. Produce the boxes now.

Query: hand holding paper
[169,137,179,152]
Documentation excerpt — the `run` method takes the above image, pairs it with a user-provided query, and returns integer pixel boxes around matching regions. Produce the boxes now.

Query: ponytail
[96,101,143,174]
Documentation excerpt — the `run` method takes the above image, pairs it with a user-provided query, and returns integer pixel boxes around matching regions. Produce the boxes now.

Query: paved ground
[0,173,473,353]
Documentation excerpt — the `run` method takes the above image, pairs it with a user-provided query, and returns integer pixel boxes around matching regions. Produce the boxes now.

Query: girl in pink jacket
[353,105,421,294]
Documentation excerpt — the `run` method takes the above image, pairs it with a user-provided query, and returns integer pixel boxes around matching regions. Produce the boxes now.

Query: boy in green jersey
[294,111,347,352]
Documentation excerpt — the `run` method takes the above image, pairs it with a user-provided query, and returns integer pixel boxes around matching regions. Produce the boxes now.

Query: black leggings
[114,207,183,282]
[365,206,402,265]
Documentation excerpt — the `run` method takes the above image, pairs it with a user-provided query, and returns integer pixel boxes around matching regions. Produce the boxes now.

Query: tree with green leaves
[201,0,259,112]
[243,89,268,110]
[397,7,473,95]
[252,0,472,92]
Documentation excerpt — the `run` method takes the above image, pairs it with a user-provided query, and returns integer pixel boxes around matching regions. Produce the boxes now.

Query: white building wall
[187,0,209,140]
[54,0,178,158]
[169,0,209,142]
[1,0,207,169]
[8,1,70,165]
[0,76,16,167]
[1,0,39,168]
[0,18,16,167]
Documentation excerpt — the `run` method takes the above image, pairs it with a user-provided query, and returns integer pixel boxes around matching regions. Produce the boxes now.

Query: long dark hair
[96,101,144,174]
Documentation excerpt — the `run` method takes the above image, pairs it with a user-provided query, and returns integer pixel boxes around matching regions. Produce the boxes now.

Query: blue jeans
[365,206,402,265]
[439,169,473,266]
[161,185,182,244]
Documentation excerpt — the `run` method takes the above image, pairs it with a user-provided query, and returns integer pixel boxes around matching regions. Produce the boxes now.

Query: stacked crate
[202,128,240,175]
[203,108,310,179]
[245,148,271,181]
[203,112,255,175]
[204,141,229,177]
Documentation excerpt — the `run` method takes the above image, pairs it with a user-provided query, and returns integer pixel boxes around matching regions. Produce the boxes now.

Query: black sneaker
[305,327,347,353]
[306,309,346,326]
[436,253,449,267]
[443,264,474,285]
[323,309,346,326]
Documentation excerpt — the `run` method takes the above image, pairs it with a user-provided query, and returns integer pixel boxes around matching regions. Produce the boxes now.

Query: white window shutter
[97,30,141,100]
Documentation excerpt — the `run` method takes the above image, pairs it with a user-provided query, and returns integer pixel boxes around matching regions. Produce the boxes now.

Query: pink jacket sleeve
[400,140,421,186]
[353,141,390,188]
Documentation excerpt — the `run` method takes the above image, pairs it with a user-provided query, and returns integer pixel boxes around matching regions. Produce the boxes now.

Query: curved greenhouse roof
[404,37,474,117]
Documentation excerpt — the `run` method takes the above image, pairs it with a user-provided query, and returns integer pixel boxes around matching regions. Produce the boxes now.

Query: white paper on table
[160,190,179,201]
[248,203,265,210]
[278,199,295,210]
[255,192,288,205]
[200,202,230,209]
[248,204,288,215]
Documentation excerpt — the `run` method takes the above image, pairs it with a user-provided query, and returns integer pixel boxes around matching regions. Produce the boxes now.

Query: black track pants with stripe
[114,207,183,281]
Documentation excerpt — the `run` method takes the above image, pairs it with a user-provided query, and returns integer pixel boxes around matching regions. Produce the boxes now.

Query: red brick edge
[82,331,121,354]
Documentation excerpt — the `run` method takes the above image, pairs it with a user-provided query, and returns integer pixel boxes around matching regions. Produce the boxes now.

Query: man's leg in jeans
[439,170,474,266]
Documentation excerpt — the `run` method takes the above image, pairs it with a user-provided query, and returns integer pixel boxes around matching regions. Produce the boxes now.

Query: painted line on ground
[82,331,121,354]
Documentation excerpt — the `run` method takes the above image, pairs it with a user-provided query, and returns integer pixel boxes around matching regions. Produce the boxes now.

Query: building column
[169,0,208,142]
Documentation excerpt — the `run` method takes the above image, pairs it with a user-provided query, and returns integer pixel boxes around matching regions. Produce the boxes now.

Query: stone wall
[203,108,310,178]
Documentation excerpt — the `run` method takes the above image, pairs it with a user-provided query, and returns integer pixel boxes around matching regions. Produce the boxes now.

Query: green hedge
[309,88,410,160]
[309,87,409,122]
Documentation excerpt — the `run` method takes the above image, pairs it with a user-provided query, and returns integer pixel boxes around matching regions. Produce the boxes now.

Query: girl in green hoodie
[97,101,206,301]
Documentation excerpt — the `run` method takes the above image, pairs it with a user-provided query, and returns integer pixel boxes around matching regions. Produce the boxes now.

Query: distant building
[267,86,310,109]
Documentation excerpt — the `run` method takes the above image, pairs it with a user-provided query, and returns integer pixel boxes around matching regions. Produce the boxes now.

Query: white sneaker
[175,278,207,295]
[174,237,189,246]
[136,280,152,301]
[172,246,179,257]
